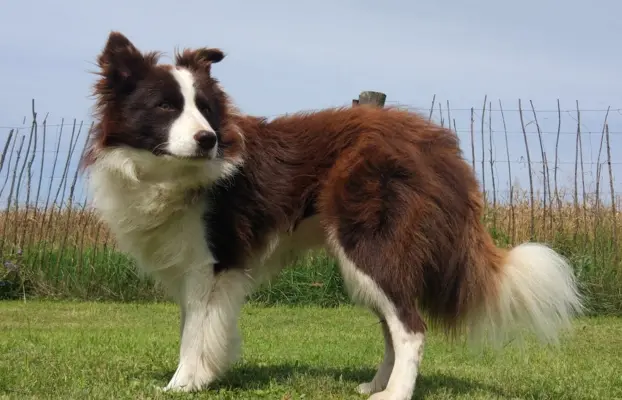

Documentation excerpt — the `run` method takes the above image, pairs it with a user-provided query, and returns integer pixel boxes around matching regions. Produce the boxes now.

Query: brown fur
[205,105,504,335]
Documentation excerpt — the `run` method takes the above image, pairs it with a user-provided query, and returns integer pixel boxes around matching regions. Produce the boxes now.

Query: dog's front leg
[164,267,250,392]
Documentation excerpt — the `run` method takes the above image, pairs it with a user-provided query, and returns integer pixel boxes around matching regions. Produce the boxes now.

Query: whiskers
[153,141,172,155]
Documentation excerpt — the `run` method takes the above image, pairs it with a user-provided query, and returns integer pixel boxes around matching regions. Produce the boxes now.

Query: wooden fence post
[352,91,387,108]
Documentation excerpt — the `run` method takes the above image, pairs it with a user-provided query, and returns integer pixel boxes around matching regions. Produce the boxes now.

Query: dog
[82,31,584,400]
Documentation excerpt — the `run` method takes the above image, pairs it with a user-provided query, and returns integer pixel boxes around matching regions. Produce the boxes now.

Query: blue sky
[1,0,621,206]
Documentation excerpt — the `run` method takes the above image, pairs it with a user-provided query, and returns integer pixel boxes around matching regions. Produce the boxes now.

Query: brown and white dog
[83,31,584,400]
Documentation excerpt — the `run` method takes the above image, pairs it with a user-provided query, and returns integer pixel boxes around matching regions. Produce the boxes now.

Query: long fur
[84,31,584,400]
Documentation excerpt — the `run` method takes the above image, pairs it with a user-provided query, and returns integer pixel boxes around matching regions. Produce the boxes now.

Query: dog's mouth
[155,149,218,162]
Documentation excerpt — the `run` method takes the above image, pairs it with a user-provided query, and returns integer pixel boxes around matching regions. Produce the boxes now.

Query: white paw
[356,379,388,394]
[357,382,373,394]
[162,363,215,393]
[368,390,403,400]
[357,381,386,395]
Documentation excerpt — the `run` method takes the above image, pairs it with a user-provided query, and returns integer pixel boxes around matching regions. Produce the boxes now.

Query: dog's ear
[96,31,158,93]
[175,47,226,71]
[194,48,226,64]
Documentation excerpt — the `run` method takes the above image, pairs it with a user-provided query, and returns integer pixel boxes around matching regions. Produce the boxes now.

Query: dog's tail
[422,223,584,347]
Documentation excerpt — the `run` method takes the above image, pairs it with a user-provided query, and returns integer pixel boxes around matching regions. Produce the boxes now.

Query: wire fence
[0,96,621,304]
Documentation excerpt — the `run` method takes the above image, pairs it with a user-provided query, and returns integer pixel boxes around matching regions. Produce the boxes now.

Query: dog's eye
[157,102,173,110]
[199,103,212,114]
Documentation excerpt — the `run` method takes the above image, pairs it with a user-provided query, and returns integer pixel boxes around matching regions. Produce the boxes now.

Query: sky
[1,0,621,206]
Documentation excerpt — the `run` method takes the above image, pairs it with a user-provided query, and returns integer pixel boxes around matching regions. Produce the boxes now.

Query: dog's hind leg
[328,236,426,400]
[356,316,394,395]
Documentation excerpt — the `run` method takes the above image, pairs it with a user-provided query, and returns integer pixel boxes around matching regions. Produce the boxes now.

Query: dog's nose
[193,130,217,151]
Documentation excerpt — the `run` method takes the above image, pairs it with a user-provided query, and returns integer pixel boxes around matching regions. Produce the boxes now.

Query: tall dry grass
[1,98,620,313]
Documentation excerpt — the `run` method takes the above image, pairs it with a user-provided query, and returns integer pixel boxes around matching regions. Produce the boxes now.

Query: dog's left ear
[176,48,226,71]
[195,48,225,64]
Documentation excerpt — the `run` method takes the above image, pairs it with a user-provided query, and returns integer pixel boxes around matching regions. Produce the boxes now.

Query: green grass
[1,302,621,399]
[1,249,351,307]
[3,244,622,315]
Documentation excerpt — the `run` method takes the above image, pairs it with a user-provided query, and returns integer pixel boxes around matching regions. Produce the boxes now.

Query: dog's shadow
[151,363,513,398]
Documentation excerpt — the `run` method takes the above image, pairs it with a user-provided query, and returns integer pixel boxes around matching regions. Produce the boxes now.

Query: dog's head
[84,31,243,182]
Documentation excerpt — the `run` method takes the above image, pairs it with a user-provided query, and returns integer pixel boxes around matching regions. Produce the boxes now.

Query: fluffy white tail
[470,243,584,346]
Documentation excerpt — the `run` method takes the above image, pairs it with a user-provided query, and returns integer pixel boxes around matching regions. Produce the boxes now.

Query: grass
[1,247,350,307]
[1,301,621,400]
[2,235,621,314]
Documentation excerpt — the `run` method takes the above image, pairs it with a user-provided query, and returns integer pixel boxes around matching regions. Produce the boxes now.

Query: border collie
[83,31,583,400]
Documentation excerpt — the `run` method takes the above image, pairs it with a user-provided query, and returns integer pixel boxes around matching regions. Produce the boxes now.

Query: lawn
[0,302,620,400]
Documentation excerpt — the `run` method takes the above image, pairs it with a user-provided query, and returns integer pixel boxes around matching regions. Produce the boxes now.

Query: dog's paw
[368,391,404,400]
[162,363,215,393]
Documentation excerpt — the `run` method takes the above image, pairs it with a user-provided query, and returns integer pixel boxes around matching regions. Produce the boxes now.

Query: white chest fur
[86,149,217,281]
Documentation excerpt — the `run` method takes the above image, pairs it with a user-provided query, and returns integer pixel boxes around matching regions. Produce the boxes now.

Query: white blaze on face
[167,68,217,158]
